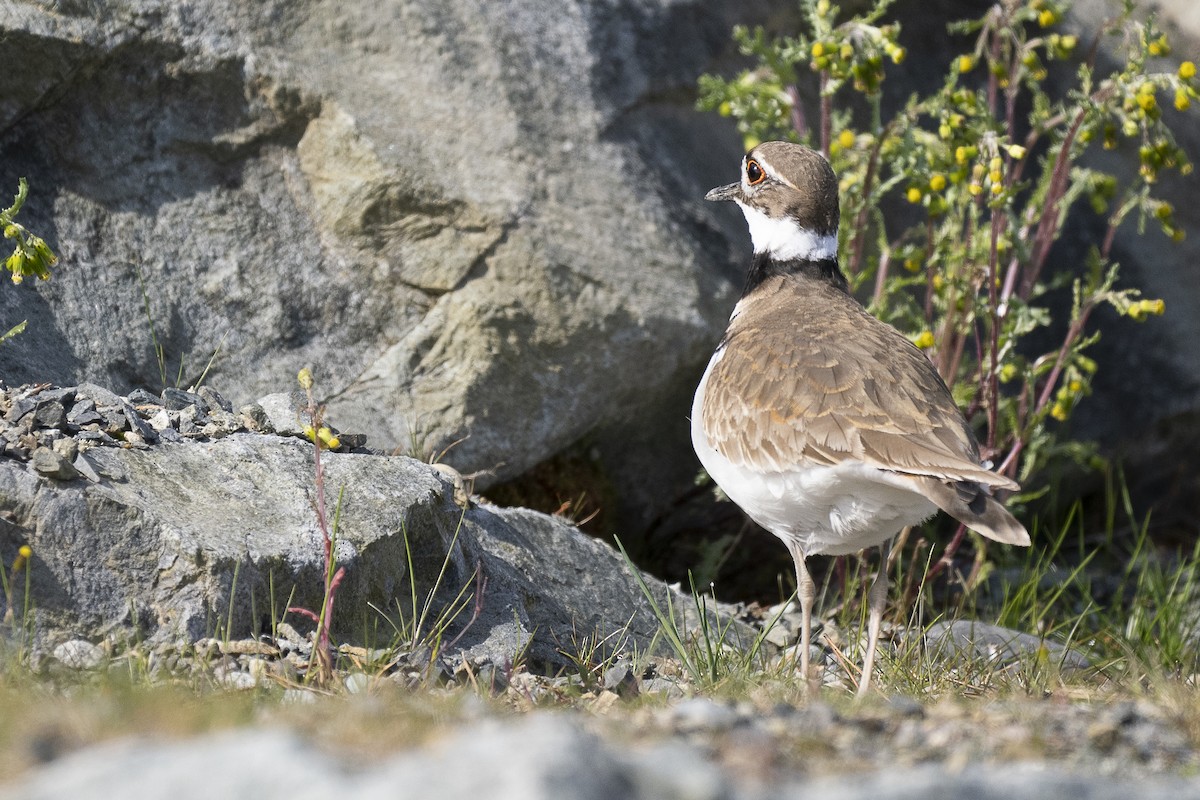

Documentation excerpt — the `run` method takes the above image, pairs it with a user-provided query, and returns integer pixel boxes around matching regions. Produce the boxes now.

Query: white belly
[691,350,936,557]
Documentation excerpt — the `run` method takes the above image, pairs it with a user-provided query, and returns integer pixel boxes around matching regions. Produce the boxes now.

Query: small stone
[254,392,306,436]
[33,399,67,430]
[31,447,81,480]
[239,403,270,432]
[101,408,129,435]
[5,396,37,424]
[337,432,368,449]
[76,429,119,446]
[602,662,639,697]
[197,385,233,412]
[51,437,78,463]
[127,388,160,406]
[161,387,207,412]
[66,398,103,427]
[75,383,124,409]
[157,426,184,443]
[207,408,245,434]
[177,407,199,436]
[146,408,173,432]
[200,422,228,439]
[53,640,105,669]
[120,400,158,442]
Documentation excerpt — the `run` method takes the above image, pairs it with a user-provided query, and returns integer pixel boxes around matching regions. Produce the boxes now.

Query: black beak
[705,182,742,202]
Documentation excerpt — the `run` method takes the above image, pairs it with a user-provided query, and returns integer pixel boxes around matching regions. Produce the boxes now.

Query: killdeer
[692,141,1030,696]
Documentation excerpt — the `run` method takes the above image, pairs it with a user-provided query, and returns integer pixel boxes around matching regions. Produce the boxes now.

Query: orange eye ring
[745,159,766,185]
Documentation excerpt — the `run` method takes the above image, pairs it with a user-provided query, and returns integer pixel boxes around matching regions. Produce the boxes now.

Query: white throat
[737,203,838,262]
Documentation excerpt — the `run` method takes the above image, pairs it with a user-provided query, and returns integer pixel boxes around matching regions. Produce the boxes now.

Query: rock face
[0,0,763,536]
[0,382,736,668]
[1,0,1198,559]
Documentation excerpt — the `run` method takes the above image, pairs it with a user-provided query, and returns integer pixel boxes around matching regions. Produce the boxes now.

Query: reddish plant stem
[985,209,1005,451]
[819,73,832,157]
[851,119,897,280]
[786,85,807,140]
[923,221,936,323]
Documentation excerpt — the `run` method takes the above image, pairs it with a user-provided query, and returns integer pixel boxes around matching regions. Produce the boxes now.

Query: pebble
[0,382,373,482]
[31,447,81,480]
[52,639,105,669]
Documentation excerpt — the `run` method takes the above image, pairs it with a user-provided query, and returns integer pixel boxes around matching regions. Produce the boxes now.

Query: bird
[691,141,1030,696]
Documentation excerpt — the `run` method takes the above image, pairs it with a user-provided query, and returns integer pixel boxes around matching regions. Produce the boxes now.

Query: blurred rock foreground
[1,0,1199,556]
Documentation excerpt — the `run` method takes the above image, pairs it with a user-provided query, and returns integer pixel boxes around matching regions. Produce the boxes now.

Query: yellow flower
[1060,34,1077,51]
[838,129,856,149]
[718,101,732,117]
[1068,379,1083,393]
[297,368,314,390]
[957,55,975,73]
[929,173,947,191]
[1137,91,1157,112]
[1181,61,1197,79]
[913,330,936,349]
[1050,402,1069,421]
[840,43,854,60]
[1007,144,1027,159]
[968,182,983,196]
[816,0,831,16]
[988,169,1003,184]
[906,186,923,203]
[891,46,907,65]
[903,257,922,273]
[811,42,826,58]
[1128,298,1166,320]
[1176,89,1191,111]
[12,545,32,571]
[991,182,1004,195]
[1037,9,1056,27]
[999,363,1018,383]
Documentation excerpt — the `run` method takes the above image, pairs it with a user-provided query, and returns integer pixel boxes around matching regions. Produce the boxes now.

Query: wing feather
[701,276,1017,490]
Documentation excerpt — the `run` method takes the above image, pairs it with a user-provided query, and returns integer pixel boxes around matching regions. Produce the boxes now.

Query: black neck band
[743,251,848,296]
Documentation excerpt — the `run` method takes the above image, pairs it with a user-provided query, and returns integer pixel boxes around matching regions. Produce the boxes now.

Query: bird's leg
[857,538,893,698]
[789,541,818,692]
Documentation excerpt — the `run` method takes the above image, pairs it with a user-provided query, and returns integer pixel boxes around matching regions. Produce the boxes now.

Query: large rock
[0,425,736,668]
[0,0,765,537]
[2,0,1198,568]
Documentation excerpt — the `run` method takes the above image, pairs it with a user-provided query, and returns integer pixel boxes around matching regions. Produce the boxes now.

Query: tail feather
[912,476,1030,546]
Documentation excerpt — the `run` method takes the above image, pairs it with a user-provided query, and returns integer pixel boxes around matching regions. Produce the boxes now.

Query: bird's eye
[745,159,765,185]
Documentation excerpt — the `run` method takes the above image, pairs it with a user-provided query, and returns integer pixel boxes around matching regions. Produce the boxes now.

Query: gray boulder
[0,427,740,668]
[0,0,762,537]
